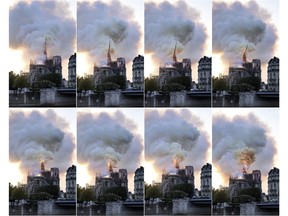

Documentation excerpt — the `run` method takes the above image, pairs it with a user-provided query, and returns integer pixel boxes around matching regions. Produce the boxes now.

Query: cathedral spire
[107,41,112,65]
[242,44,248,64]
[44,37,48,60]
[173,42,177,64]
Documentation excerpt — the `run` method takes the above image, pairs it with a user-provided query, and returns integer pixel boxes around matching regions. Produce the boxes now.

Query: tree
[236,77,261,91]
[78,187,95,202]
[212,188,230,205]
[103,75,126,89]
[39,73,62,87]
[9,183,28,201]
[145,184,162,201]
[13,74,29,89]
[77,76,94,91]
[9,71,17,90]
[212,76,229,92]
[164,191,188,200]
[171,183,194,197]
[162,83,185,92]
[104,186,128,200]
[145,77,159,93]
[167,76,192,90]
[237,188,261,202]
[36,185,59,199]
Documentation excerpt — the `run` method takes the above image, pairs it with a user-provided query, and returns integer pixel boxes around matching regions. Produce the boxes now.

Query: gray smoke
[9,1,76,66]
[213,1,278,63]
[77,1,141,68]
[145,109,210,174]
[9,110,75,174]
[213,113,277,181]
[77,111,142,176]
[145,1,207,70]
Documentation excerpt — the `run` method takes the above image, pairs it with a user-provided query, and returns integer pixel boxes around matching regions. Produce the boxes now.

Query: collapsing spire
[173,42,177,64]
[107,41,112,65]
[44,37,48,60]
[242,45,248,63]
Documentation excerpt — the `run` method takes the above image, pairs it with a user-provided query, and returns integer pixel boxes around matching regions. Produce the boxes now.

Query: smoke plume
[145,1,207,70]
[77,111,143,177]
[145,109,210,175]
[213,1,278,63]
[235,147,256,168]
[9,1,76,68]
[9,110,75,174]
[77,1,141,68]
[213,112,277,181]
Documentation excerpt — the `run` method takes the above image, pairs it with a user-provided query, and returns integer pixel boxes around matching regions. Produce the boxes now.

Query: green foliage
[39,73,62,87]
[236,77,261,91]
[9,183,27,200]
[167,76,191,90]
[9,71,17,90]
[104,186,128,201]
[77,76,94,91]
[212,188,230,205]
[212,76,229,92]
[237,188,261,202]
[30,192,52,200]
[32,80,55,90]
[145,77,159,93]
[9,72,29,90]
[97,83,120,91]
[162,83,185,92]
[35,185,59,199]
[170,183,194,197]
[145,184,162,201]
[77,185,95,202]
[98,194,121,203]
[103,75,126,89]
[164,191,188,200]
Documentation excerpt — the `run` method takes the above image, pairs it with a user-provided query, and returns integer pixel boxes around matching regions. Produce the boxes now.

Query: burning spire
[43,37,48,60]
[173,42,177,64]
[242,44,248,64]
[41,161,45,172]
[108,162,113,173]
[235,147,256,174]
[107,41,112,66]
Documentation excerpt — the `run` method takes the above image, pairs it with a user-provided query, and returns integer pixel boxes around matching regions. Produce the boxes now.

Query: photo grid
[7,0,280,215]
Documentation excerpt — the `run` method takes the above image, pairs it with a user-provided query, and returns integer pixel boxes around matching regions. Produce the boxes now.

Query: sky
[8,0,76,80]
[9,108,76,191]
[145,0,212,81]
[77,0,144,81]
[212,0,279,83]
[212,108,279,194]
[144,108,212,190]
[77,108,144,192]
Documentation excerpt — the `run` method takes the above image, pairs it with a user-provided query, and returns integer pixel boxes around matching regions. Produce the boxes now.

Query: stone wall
[9,89,76,107]
[240,202,256,215]
[145,199,211,215]
[239,92,256,107]
[77,91,144,107]
[170,91,187,107]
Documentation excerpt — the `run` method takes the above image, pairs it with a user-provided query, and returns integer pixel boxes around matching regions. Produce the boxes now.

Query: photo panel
[77,108,144,215]
[145,108,212,215]
[212,109,279,215]
[144,0,212,107]
[77,0,144,107]
[212,0,279,107]
[9,109,77,215]
[9,0,77,107]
